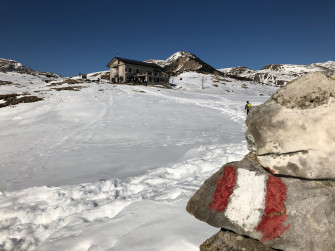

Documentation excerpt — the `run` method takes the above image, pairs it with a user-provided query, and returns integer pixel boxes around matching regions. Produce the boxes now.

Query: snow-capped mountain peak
[165,51,196,63]
[147,51,221,75]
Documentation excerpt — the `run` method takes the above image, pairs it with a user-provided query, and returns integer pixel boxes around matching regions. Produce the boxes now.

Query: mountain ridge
[219,61,335,86]
[2,55,335,87]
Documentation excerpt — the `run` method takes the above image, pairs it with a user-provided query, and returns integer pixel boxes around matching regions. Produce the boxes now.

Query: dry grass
[0,80,14,85]
[52,86,87,91]
[0,93,43,108]
[47,79,84,87]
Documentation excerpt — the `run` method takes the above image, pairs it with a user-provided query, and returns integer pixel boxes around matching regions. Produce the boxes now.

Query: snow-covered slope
[0,65,278,250]
[219,61,335,86]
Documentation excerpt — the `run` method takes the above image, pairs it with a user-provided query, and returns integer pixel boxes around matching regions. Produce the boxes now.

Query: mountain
[0,58,61,81]
[146,51,222,76]
[219,61,335,86]
[0,58,33,73]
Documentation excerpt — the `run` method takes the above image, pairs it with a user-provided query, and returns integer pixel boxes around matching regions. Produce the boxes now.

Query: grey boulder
[186,154,335,251]
[245,72,335,179]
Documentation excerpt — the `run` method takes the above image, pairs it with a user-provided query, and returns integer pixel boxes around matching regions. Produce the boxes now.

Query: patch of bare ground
[147,83,172,89]
[133,90,146,93]
[0,80,14,85]
[52,86,87,91]
[0,93,43,108]
[34,90,52,93]
[213,76,232,83]
[0,80,22,87]
[47,78,85,87]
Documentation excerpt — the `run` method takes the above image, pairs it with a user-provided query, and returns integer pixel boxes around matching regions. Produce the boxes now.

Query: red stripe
[209,165,237,212]
[255,175,290,242]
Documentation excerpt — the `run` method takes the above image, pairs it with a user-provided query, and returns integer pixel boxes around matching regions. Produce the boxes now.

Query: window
[136,69,139,73]
[129,68,132,72]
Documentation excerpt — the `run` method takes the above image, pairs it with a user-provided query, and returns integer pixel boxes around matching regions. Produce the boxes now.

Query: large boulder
[245,72,335,179]
[186,154,335,250]
[200,229,276,251]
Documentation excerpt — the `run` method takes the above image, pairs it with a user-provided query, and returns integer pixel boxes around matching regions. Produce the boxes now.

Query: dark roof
[106,57,162,69]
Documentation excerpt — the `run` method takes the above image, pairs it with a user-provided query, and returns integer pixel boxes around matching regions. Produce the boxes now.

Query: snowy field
[0,71,277,250]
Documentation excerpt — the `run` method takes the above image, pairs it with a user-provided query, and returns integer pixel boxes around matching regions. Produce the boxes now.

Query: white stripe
[224,169,267,231]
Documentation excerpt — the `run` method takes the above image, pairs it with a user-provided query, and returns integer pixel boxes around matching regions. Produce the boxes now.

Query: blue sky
[1,0,334,76]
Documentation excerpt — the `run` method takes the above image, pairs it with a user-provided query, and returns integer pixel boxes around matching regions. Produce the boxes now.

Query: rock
[186,154,335,250]
[200,230,275,251]
[245,72,335,179]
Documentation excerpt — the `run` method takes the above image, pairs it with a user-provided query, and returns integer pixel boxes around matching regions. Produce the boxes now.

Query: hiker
[245,101,251,115]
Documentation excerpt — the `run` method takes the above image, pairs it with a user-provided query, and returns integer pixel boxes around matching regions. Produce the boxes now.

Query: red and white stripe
[209,165,290,241]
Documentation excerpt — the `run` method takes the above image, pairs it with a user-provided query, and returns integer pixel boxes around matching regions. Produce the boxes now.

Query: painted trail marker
[209,165,290,241]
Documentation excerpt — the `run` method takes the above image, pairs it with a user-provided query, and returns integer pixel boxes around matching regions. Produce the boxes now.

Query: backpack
[247,103,251,109]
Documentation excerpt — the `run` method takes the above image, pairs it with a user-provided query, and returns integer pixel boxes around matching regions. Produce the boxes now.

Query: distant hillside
[0,58,61,81]
[0,58,34,73]
[219,61,335,86]
[146,51,222,76]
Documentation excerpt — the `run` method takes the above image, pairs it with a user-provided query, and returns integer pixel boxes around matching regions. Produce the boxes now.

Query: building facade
[106,57,169,84]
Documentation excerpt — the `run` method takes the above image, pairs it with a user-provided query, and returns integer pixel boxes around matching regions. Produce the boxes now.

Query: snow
[313,60,335,71]
[0,70,278,250]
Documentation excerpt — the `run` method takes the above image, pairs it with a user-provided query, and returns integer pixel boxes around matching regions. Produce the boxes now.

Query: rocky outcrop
[0,58,33,73]
[0,58,61,81]
[187,72,335,250]
[219,61,335,86]
[147,51,222,76]
[245,72,335,179]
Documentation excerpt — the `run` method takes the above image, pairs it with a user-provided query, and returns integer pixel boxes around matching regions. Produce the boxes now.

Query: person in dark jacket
[245,101,251,115]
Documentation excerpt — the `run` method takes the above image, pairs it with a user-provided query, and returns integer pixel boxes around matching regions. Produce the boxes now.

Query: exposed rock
[200,230,275,251]
[187,154,335,250]
[245,72,335,179]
